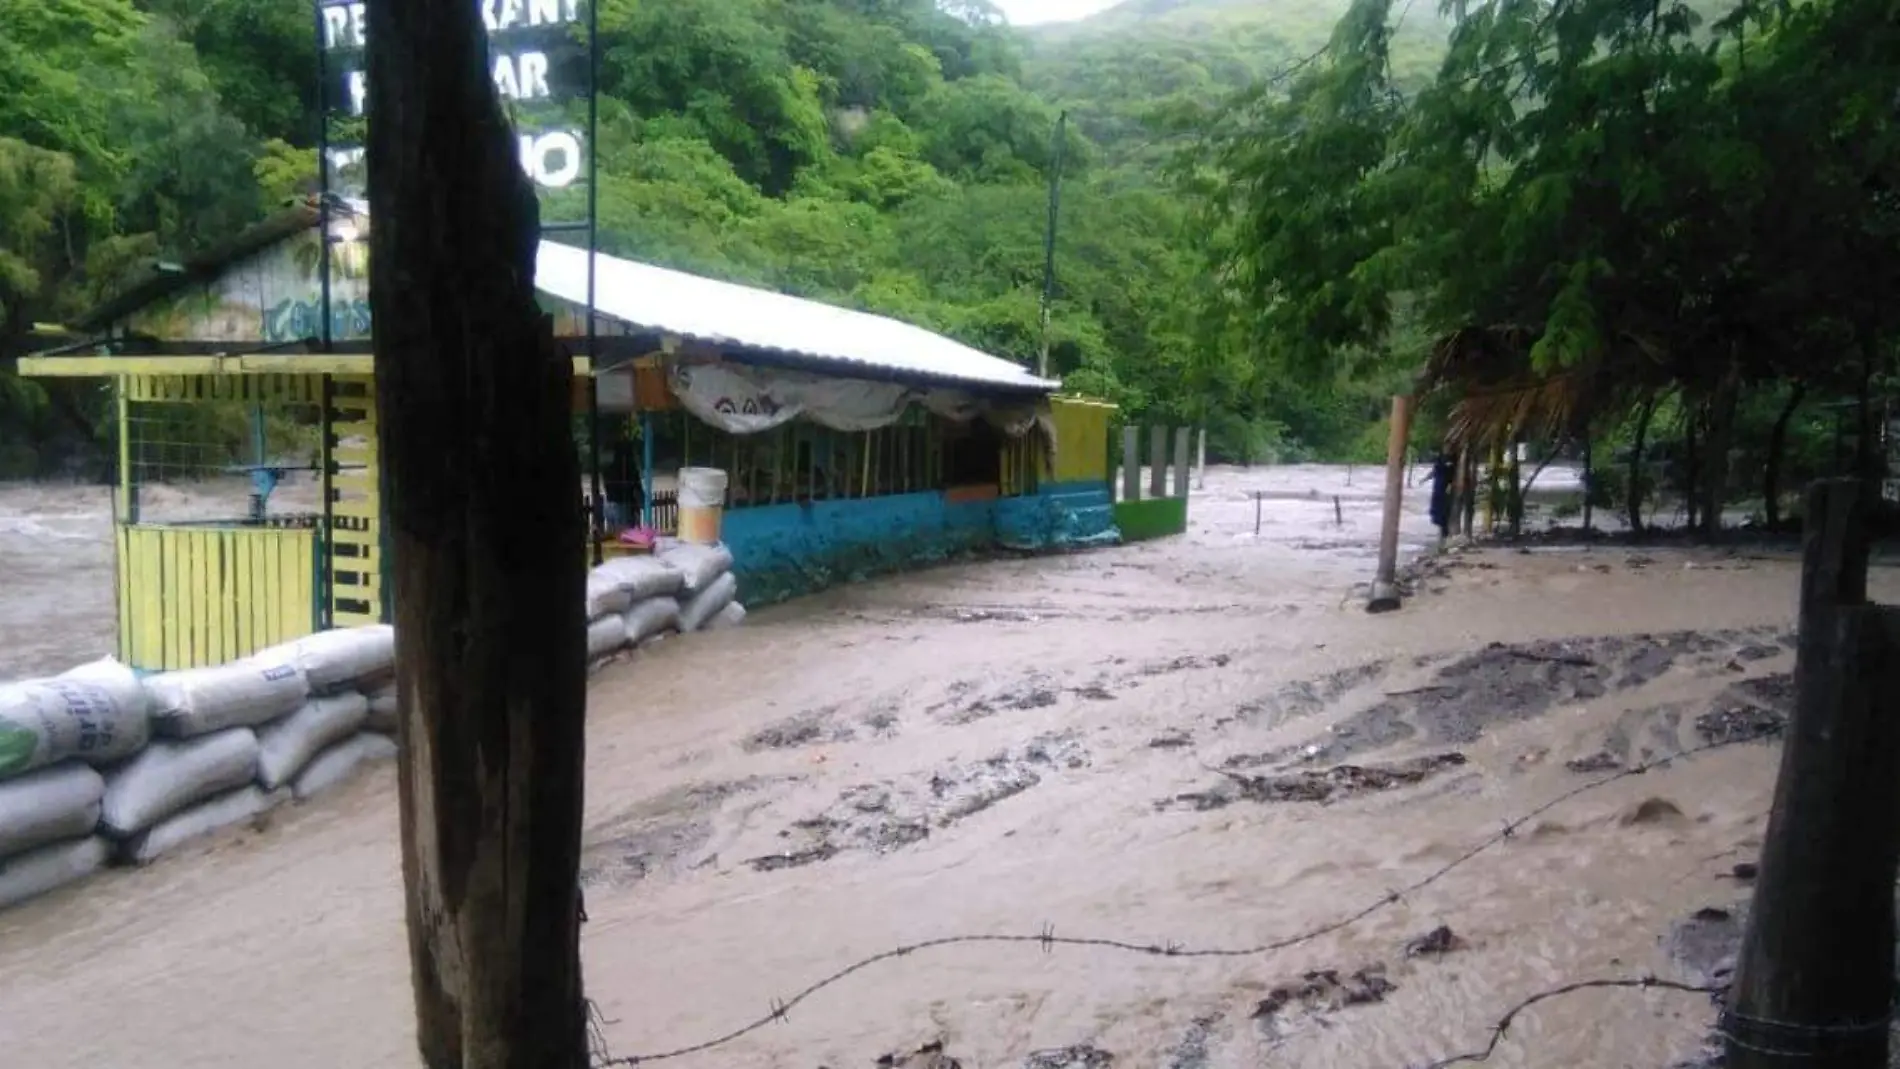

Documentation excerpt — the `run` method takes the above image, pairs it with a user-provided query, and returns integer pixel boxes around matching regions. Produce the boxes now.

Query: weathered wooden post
[1149,425,1167,500]
[1173,426,1191,500]
[1367,395,1413,613]
[1726,478,1900,1069]
[1121,425,1140,502]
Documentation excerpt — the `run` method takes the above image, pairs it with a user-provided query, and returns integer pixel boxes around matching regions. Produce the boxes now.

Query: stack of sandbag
[659,542,744,634]
[252,627,400,804]
[586,555,685,658]
[0,657,151,908]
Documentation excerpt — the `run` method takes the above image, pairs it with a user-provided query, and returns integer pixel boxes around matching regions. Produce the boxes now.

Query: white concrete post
[1173,426,1191,499]
[1196,427,1207,491]
[1121,425,1140,502]
[1149,426,1167,499]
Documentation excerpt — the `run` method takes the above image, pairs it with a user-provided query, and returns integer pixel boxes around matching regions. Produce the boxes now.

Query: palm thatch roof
[1419,324,1669,451]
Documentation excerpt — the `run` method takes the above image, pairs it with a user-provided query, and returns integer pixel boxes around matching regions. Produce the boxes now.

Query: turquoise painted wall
[724,491,997,605]
[724,480,1123,605]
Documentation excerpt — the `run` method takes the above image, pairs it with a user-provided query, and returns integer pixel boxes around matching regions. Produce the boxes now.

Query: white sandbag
[587,615,628,659]
[118,785,288,866]
[261,624,396,691]
[145,656,308,738]
[707,602,747,630]
[256,692,370,790]
[658,542,734,594]
[586,571,635,619]
[0,659,153,780]
[100,729,259,837]
[0,763,106,858]
[678,571,738,633]
[365,681,399,733]
[592,555,686,601]
[623,596,682,645]
[0,836,109,911]
[293,733,398,801]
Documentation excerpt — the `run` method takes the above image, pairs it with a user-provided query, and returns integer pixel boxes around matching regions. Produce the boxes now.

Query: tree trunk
[1628,397,1656,535]
[1700,365,1740,542]
[1764,384,1805,529]
[365,2,591,1067]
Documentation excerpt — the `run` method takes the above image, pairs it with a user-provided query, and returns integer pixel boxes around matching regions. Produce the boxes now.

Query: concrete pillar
[1149,426,1167,499]
[1174,426,1191,499]
[1121,425,1140,502]
[1196,427,1206,490]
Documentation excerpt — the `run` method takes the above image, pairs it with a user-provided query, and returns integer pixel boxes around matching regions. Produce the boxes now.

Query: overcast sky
[992,0,1125,26]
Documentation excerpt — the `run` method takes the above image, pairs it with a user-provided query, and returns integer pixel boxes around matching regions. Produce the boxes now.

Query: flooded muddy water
[0,465,1880,1069]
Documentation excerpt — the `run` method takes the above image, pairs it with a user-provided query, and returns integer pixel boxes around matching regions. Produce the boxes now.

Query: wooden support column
[1726,478,1900,1069]
[1173,426,1191,500]
[1121,425,1140,502]
[1367,395,1413,613]
[365,0,590,1065]
[1149,425,1167,499]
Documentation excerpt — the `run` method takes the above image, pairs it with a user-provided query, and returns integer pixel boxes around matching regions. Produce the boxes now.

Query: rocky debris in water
[1694,702,1786,746]
[1023,1045,1114,1068]
[743,711,854,752]
[1404,924,1467,958]
[1621,796,1688,827]
[1664,904,1745,988]
[1149,731,1193,749]
[1165,1017,1220,1069]
[581,779,765,889]
[1166,753,1467,811]
[940,674,1066,724]
[1251,964,1396,1038]
[877,1040,962,1068]
[1566,750,1622,774]
[1728,861,1758,882]
[1072,684,1117,701]
[1236,661,1390,730]
[750,734,1090,870]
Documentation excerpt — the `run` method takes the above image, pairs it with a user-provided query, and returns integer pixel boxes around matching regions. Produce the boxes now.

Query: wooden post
[1726,479,1899,1069]
[366,0,590,1065]
[1121,425,1140,502]
[1581,434,1593,535]
[1173,426,1191,500]
[1254,492,1262,536]
[1368,395,1413,613]
[1149,425,1167,499]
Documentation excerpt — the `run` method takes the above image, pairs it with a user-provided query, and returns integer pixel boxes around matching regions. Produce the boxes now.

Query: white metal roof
[533,241,1058,394]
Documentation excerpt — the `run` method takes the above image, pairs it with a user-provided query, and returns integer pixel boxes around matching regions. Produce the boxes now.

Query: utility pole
[1037,110,1067,380]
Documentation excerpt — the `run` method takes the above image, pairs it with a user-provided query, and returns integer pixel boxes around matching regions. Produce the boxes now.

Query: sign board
[317,0,588,195]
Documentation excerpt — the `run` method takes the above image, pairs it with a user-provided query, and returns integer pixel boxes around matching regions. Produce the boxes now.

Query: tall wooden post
[1173,426,1191,500]
[1149,426,1167,499]
[1726,479,1900,1069]
[1121,425,1140,502]
[1368,395,1413,613]
[366,0,590,1065]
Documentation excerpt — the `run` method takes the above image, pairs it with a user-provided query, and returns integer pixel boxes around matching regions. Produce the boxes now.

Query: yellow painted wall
[1050,396,1118,484]
[326,375,383,627]
[118,524,319,671]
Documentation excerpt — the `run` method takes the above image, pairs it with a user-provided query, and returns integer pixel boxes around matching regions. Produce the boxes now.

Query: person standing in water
[1428,450,1455,539]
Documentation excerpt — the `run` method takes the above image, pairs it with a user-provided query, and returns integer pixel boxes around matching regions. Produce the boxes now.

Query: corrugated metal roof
[535,241,1059,395]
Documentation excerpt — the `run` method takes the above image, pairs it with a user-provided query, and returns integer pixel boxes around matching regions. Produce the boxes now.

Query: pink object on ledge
[618,526,657,548]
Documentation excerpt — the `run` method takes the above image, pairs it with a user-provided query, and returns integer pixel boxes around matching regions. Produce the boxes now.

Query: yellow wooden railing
[117,524,320,671]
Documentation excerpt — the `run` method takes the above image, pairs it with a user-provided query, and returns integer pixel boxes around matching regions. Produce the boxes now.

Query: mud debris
[1171,753,1468,811]
[751,735,1091,870]
[1164,1016,1219,1069]
[1023,1045,1114,1068]
[1694,674,1791,745]
[1403,924,1467,958]
[877,1039,962,1069]
[581,779,765,889]
[1251,964,1396,1038]
[1566,751,1622,774]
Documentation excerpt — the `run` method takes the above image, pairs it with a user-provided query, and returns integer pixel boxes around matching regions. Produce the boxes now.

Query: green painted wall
[1114,496,1187,541]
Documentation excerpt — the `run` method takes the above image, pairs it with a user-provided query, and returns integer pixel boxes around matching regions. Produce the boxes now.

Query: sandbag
[257,692,370,790]
[623,596,682,645]
[118,785,287,866]
[658,542,734,595]
[261,625,396,692]
[146,657,308,738]
[0,763,106,858]
[0,659,153,780]
[293,733,398,801]
[587,615,627,659]
[679,571,738,633]
[365,681,399,734]
[592,556,686,601]
[0,836,109,911]
[585,571,635,619]
[100,729,259,837]
[707,602,747,630]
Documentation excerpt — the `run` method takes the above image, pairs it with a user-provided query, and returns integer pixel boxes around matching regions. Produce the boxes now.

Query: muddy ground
[0,464,1889,1069]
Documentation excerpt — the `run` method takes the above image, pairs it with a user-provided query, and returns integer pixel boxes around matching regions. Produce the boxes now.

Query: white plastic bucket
[676,467,729,545]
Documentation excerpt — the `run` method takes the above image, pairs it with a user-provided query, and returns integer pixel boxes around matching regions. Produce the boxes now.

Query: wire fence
[585,726,1807,1067]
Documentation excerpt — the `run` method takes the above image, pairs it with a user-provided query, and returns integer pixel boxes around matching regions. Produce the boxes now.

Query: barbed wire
[592,725,1780,1066]
[1415,976,1723,1068]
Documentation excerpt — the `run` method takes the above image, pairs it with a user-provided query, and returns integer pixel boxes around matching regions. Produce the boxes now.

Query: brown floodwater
[0,466,1871,1069]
